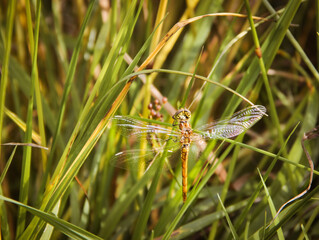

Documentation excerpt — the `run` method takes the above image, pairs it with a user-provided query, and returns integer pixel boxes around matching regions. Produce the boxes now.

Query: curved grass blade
[100,153,161,238]
[266,125,319,228]
[0,195,103,240]
[231,123,299,236]
[17,0,41,236]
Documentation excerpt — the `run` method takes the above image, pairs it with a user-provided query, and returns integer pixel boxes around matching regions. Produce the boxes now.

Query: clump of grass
[0,0,318,239]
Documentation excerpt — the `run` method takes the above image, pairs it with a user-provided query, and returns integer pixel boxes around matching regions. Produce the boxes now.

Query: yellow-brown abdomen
[181,144,189,202]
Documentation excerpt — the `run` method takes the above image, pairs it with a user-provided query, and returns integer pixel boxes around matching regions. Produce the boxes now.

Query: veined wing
[110,144,181,171]
[112,116,182,171]
[113,115,181,142]
[110,149,163,171]
[193,105,266,140]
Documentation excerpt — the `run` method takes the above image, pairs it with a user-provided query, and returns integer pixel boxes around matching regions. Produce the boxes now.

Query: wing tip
[253,105,268,117]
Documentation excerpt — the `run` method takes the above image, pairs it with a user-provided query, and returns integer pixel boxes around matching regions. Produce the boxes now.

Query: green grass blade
[0,0,16,157]
[244,0,285,155]
[233,123,299,235]
[264,185,319,239]
[180,49,202,109]
[0,1,317,239]
[222,138,318,175]
[0,195,103,240]
[39,200,61,240]
[263,0,319,82]
[297,204,319,240]
[24,0,47,169]
[168,200,248,240]
[47,0,141,184]
[217,194,239,240]
[209,135,243,239]
[0,146,16,240]
[132,152,166,240]
[44,0,96,186]
[162,142,235,239]
[16,0,41,236]
[100,157,160,238]
[224,0,302,114]
[0,187,11,240]
[257,168,284,239]
[0,146,17,184]
[300,224,310,240]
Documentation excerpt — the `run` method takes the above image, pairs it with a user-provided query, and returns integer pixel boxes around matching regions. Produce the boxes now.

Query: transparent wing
[113,115,181,142]
[112,115,182,171]
[110,143,181,171]
[110,149,162,171]
[194,105,266,140]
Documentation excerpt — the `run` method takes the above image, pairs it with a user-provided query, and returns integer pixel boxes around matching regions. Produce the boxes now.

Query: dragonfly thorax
[173,109,193,144]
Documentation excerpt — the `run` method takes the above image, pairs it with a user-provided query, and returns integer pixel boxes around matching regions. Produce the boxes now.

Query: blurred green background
[0,0,318,239]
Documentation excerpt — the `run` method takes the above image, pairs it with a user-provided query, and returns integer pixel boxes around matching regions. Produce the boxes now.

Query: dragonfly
[112,105,267,202]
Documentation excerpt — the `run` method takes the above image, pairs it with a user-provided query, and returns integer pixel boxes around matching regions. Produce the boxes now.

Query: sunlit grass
[0,0,318,239]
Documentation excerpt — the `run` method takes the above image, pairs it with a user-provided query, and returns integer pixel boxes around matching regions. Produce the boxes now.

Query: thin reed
[0,0,318,239]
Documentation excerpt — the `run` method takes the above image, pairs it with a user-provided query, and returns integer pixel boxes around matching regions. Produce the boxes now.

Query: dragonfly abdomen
[181,143,190,202]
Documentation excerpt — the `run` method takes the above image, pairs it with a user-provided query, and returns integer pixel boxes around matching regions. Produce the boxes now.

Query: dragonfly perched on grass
[112,105,267,202]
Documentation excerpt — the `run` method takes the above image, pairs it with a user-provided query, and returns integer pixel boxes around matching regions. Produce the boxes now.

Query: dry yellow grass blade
[4,107,43,145]
[151,12,269,83]
[105,12,270,123]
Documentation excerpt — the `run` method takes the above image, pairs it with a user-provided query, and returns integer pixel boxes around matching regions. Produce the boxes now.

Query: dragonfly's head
[172,108,191,121]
